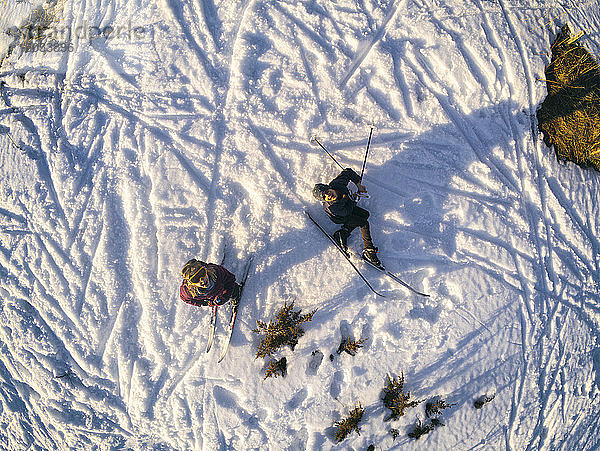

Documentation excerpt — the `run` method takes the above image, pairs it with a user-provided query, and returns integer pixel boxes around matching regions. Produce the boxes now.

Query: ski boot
[362,246,382,268]
[333,230,349,253]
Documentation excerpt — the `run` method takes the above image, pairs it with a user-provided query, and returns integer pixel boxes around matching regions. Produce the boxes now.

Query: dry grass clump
[425,398,457,417]
[252,301,316,358]
[381,372,422,421]
[333,403,364,442]
[407,417,444,440]
[263,357,287,380]
[537,24,600,170]
[336,337,366,356]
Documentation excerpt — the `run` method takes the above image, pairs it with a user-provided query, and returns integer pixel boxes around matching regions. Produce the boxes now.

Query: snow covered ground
[1,0,600,449]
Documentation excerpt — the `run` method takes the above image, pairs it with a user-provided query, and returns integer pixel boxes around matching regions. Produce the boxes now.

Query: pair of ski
[306,210,429,298]
[206,256,253,362]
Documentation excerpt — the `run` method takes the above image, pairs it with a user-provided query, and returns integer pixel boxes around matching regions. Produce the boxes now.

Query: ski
[305,210,385,297]
[206,304,218,353]
[218,256,254,363]
[359,256,430,297]
[205,247,229,353]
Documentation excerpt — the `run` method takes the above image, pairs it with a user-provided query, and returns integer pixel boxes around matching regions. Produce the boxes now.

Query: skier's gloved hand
[356,182,367,194]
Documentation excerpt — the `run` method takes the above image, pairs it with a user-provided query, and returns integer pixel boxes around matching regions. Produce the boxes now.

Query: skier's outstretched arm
[329,168,360,190]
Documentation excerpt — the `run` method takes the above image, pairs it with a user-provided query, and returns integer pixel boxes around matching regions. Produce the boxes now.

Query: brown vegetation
[381,372,422,421]
[537,24,600,170]
[336,337,366,356]
[263,357,287,380]
[253,301,316,358]
[333,403,364,442]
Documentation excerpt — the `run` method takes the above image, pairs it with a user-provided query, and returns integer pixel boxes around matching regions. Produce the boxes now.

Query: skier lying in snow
[180,259,241,307]
[313,167,381,267]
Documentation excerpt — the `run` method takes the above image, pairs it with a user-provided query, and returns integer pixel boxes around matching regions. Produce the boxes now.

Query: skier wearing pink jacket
[180,259,241,307]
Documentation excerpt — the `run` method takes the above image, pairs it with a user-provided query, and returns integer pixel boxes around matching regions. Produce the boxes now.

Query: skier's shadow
[251,99,527,312]
[237,100,532,429]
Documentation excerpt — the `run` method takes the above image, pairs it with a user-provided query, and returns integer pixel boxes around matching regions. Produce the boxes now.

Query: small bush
[336,337,366,356]
[263,357,287,380]
[407,418,435,440]
[333,403,364,442]
[381,372,422,421]
[537,24,600,170]
[408,417,445,440]
[425,398,457,418]
[253,302,316,358]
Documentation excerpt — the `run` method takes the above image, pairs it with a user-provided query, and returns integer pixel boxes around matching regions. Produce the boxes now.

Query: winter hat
[182,259,207,284]
[313,183,329,200]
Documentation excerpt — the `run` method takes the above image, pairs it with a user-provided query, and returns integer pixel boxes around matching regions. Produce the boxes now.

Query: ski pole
[359,127,373,181]
[310,136,344,170]
[355,127,373,199]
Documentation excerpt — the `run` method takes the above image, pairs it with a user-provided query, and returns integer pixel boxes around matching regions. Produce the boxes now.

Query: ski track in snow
[1,0,600,449]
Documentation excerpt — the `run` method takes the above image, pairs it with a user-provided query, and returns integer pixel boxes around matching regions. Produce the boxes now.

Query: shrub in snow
[252,301,316,358]
[407,417,444,440]
[381,372,422,421]
[336,337,366,356]
[333,403,364,443]
[425,398,457,418]
[537,24,600,170]
[263,357,287,380]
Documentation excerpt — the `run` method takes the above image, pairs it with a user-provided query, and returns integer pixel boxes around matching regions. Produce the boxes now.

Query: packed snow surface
[1,0,600,449]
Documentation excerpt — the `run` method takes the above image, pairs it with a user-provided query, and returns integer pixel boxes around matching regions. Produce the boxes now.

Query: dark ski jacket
[180,263,236,307]
[314,168,361,222]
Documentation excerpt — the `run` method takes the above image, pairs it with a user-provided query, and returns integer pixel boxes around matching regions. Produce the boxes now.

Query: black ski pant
[215,282,241,306]
[330,206,375,249]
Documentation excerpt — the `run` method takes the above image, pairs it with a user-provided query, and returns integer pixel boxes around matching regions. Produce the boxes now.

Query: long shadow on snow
[242,100,534,443]
[252,99,527,308]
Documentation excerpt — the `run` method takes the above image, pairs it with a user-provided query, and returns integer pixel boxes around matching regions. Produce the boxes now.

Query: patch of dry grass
[537,24,600,170]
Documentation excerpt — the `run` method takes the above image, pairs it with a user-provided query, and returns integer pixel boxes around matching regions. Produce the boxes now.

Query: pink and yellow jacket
[179,263,236,307]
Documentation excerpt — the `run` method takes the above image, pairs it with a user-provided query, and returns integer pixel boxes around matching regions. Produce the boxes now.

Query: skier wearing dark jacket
[180,259,241,307]
[313,168,381,266]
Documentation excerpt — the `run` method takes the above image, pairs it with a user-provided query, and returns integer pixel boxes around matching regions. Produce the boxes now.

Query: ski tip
[217,344,230,363]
